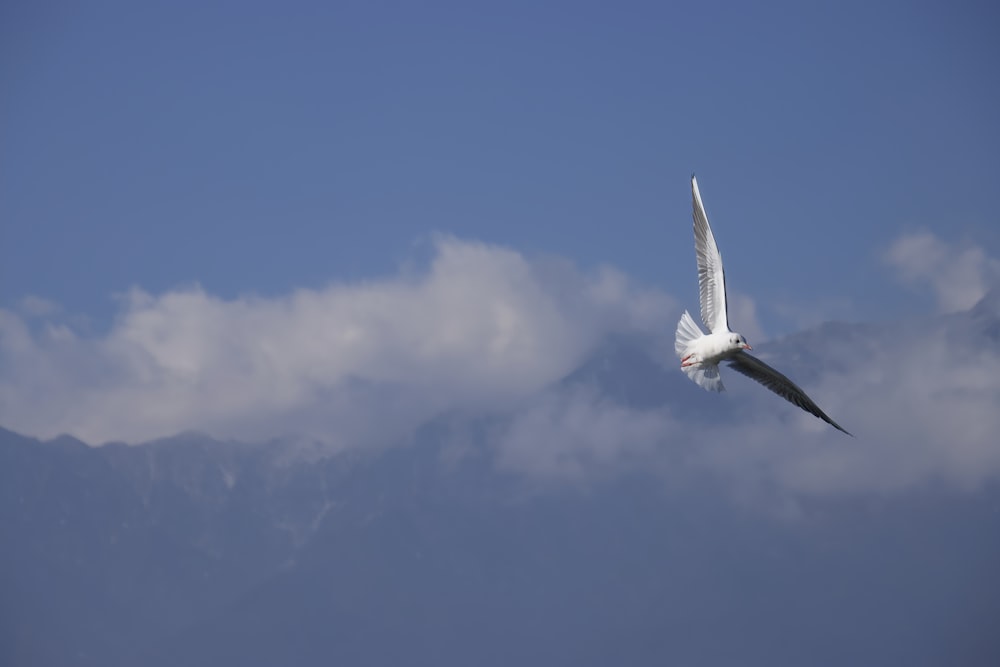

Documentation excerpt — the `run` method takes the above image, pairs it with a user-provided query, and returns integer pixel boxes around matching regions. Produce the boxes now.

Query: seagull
[675,175,852,436]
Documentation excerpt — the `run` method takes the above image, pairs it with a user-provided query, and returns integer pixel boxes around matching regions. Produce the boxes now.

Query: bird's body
[681,331,745,368]
[676,176,851,436]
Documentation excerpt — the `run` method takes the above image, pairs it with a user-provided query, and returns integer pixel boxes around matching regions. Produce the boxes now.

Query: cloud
[0,236,673,446]
[885,231,1000,311]
[19,295,61,318]
[486,256,1000,499]
[494,386,676,481]
[676,302,1000,501]
[4,231,1000,502]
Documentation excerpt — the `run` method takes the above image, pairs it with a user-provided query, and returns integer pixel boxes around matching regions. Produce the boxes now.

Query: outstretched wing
[727,351,852,436]
[691,175,729,334]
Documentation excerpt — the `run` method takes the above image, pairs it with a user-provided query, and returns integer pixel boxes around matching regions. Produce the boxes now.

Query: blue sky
[3,0,997,330]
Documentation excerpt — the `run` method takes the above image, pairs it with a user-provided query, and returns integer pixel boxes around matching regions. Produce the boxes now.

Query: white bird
[675,175,852,436]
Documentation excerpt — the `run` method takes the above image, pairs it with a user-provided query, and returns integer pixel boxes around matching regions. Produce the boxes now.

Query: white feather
[691,176,730,334]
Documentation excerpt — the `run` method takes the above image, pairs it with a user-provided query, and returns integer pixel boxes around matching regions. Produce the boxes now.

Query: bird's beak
[743,343,752,350]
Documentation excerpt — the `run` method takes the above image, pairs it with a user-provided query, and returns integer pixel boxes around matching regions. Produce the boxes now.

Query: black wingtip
[831,421,853,437]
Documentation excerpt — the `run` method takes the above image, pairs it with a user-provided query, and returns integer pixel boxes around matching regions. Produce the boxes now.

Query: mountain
[3,303,1000,666]
[3,425,998,667]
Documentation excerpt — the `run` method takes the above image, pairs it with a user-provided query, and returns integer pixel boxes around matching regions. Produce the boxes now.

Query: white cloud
[494,386,676,481]
[19,295,61,318]
[885,231,1000,311]
[681,308,1000,500]
[481,231,1000,497]
[0,236,673,446]
[4,232,1000,502]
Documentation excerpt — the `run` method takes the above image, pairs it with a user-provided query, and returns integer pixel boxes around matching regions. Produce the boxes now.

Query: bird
[675,175,852,436]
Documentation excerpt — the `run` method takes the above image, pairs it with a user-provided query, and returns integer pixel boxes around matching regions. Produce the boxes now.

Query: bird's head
[730,333,752,351]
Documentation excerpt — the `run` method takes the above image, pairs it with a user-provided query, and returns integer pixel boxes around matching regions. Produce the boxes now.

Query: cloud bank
[3,232,1000,500]
[0,236,671,446]
[886,231,1000,311]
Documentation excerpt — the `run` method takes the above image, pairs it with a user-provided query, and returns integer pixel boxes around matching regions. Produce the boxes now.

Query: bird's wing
[691,175,729,334]
[727,351,852,436]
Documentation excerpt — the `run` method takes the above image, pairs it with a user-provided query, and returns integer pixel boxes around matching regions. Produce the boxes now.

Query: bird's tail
[676,310,724,392]
[675,310,704,358]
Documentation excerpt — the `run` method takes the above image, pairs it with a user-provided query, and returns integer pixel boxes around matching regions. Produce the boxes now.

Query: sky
[2,2,1000,499]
